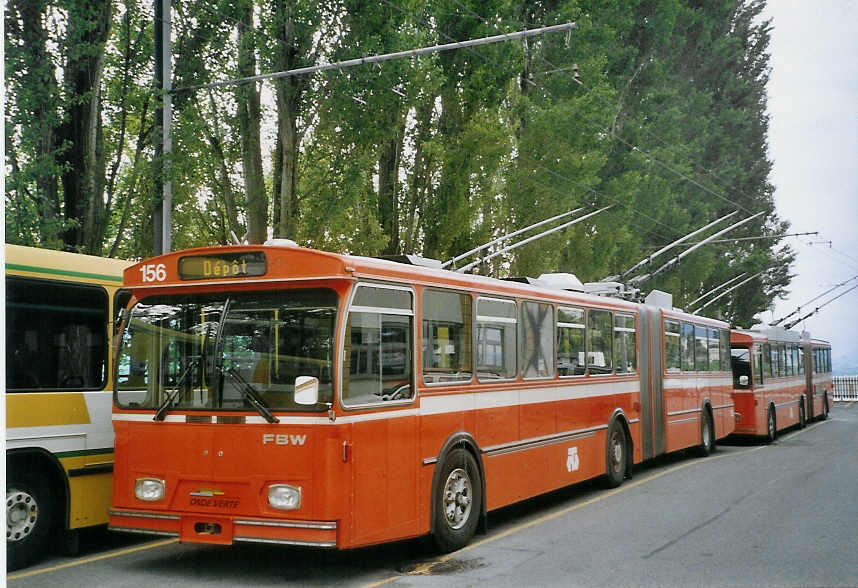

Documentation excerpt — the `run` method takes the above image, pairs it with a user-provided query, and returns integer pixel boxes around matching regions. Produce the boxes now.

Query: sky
[761,1,858,373]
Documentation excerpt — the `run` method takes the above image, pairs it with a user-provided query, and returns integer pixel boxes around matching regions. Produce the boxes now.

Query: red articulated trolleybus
[729,326,832,441]
[109,242,734,551]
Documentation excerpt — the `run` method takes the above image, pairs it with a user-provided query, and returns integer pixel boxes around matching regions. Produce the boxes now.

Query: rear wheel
[698,410,715,457]
[766,406,777,443]
[604,420,627,488]
[432,448,482,553]
[6,472,55,571]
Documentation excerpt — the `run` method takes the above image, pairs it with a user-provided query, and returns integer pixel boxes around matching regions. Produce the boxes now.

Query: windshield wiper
[154,358,199,421]
[223,367,280,424]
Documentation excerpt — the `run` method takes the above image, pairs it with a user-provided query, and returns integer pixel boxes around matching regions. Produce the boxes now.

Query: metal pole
[153,0,163,255]
[687,272,747,309]
[772,273,858,325]
[783,282,858,330]
[173,22,578,94]
[162,0,172,253]
[456,206,611,273]
[692,272,762,314]
[630,211,764,287]
[612,211,738,282]
[442,208,584,269]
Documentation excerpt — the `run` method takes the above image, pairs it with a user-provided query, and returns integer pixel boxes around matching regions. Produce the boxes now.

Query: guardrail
[833,376,858,401]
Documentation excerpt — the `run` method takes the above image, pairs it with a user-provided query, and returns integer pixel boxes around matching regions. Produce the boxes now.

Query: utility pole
[153,0,172,255]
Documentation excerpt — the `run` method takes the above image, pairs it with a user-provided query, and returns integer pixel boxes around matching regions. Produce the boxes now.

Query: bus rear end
[110,246,351,547]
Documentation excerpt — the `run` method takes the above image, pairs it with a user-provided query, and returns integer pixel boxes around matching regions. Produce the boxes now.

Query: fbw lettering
[262,433,307,446]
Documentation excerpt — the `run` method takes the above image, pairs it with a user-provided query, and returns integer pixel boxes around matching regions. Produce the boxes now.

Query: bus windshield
[115,289,337,412]
[731,347,751,389]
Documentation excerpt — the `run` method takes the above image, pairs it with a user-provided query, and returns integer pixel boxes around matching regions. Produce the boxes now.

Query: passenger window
[343,285,413,406]
[681,322,695,372]
[694,325,709,372]
[6,277,108,391]
[614,313,636,374]
[558,307,586,377]
[476,297,517,380]
[521,301,553,379]
[719,330,730,372]
[587,309,613,375]
[664,320,681,373]
[708,328,720,372]
[422,290,472,384]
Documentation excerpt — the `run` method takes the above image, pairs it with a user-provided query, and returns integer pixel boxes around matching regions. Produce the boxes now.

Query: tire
[798,399,806,429]
[7,472,55,571]
[698,409,715,457]
[766,405,777,443]
[432,448,482,553]
[604,420,627,488]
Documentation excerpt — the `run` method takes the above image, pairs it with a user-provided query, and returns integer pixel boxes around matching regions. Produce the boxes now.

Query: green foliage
[4,0,791,325]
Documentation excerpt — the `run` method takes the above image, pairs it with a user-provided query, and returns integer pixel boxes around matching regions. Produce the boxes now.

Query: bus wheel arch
[6,449,68,570]
[430,434,486,551]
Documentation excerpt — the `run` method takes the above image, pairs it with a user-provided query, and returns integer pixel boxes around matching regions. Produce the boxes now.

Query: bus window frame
[557,305,587,379]
[420,287,474,387]
[520,299,555,381]
[340,281,417,410]
[474,295,519,383]
[6,275,110,393]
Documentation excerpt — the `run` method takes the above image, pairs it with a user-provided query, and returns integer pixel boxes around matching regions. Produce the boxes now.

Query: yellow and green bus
[5,244,132,570]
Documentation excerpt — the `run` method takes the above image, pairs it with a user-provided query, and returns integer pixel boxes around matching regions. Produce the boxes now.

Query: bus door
[341,284,420,544]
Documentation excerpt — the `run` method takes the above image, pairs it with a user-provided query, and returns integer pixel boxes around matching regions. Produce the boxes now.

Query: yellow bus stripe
[5,262,124,283]
[6,393,91,428]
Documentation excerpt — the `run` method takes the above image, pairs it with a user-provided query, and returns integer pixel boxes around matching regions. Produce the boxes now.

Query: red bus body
[110,244,734,549]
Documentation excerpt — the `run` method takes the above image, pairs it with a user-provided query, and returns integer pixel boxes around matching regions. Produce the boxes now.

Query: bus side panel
[733,391,758,435]
[663,378,699,453]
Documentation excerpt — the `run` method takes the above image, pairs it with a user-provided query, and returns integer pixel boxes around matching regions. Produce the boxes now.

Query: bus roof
[5,243,131,284]
[122,243,732,327]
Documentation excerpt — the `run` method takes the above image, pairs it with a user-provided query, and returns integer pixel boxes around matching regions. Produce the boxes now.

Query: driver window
[342,284,414,406]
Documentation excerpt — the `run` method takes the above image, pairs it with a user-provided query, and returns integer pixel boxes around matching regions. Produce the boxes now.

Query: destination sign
[178,252,267,280]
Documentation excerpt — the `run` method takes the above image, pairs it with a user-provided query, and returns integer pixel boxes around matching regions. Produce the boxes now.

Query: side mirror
[739,375,749,387]
[294,376,319,405]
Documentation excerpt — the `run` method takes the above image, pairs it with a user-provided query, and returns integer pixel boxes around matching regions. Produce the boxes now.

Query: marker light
[268,484,301,510]
[135,478,166,502]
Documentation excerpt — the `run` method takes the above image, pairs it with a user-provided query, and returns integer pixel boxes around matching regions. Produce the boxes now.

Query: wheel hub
[7,488,38,543]
[443,468,473,530]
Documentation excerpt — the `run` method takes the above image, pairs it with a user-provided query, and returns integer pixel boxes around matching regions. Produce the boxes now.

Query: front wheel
[698,410,715,457]
[6,473,55,571]
[432,448,482,552]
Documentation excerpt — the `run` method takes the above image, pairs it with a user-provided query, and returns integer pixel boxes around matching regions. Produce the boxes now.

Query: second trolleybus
[109,242,734,551]
[730,326,832,441]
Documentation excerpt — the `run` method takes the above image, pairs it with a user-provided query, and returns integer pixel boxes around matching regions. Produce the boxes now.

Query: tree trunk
[58,0,114,252]
[236,0,268,244]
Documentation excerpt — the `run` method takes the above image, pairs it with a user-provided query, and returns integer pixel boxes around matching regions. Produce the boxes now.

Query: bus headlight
[268,484,301,510]
[135,478,166,502]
